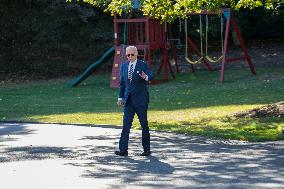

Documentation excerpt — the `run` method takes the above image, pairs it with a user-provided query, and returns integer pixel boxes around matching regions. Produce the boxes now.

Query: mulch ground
[234,101,284,118]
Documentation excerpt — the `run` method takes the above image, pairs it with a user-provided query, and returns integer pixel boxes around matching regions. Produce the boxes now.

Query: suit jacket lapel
[124,62,129,84]
[133,60,140,81]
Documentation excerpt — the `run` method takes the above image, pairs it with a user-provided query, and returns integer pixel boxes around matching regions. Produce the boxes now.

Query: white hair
[126,46,138,55]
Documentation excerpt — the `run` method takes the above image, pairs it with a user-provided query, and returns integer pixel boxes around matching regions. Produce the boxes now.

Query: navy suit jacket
[119,60,153,107]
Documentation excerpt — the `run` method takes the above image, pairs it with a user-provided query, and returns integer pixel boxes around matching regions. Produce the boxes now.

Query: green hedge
[236,7,284,39]
[0,0,113,76]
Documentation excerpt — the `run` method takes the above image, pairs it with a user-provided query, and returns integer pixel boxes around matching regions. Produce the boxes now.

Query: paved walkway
[0,122,283,189]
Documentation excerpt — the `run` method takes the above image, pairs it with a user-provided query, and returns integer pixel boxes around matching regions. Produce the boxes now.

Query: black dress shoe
[115,150,128,156]
[140,151,151,156]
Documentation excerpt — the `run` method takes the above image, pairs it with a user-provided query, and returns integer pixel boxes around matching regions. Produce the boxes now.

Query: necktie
[128,63,134,83]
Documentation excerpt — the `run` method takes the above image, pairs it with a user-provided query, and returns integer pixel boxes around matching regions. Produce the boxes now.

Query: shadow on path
[0,122,284,188]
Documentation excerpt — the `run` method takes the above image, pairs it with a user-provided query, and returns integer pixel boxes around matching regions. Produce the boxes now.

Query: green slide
[69,47,115,87]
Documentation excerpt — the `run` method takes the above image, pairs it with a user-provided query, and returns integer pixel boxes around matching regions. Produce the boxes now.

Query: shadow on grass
[150,116,284,142]
[1,67,284,115]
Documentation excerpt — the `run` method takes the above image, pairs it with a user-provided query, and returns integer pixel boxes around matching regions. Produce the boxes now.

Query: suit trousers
[119,94,150,152]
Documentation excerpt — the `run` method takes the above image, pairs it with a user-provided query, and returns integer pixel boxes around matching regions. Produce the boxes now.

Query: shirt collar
[129,59,137,65]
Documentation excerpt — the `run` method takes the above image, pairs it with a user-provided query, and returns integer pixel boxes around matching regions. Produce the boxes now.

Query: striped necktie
[128,63,134,83]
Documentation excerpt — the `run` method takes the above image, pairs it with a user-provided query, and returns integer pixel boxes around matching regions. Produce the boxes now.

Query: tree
[67,0,282,22]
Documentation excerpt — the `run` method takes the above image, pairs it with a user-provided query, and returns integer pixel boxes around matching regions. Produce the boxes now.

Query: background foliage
[72,0,282,22]
[0,0,283,78]
[0,0,113,77]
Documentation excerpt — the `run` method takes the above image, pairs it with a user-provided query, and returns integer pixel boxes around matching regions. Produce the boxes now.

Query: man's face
[126,48,137,63]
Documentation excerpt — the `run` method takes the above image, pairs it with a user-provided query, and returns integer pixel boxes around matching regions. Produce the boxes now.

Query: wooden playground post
[220,11,231,82]
[230,18,256,75]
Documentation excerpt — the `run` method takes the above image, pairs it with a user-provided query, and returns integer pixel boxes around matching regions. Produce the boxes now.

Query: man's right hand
[117,100,123,107]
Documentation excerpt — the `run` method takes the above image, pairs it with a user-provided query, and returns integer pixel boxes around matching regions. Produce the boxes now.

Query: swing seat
[205,55,223,63]
[184,15,204,65]
[205,14,224,64]
[185,56,203,65]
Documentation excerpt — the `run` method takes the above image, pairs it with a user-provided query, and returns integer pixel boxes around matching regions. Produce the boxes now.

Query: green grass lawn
[1,66,284,141]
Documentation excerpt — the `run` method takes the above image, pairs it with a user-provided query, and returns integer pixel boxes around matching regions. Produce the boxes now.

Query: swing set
[184,8,256,82]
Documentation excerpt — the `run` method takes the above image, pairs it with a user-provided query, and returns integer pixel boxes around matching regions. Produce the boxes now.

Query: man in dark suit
[115,46,153,156]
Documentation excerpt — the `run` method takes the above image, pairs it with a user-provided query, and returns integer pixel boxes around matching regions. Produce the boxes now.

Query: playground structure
[110,15,177,88]
[69,8,256,87]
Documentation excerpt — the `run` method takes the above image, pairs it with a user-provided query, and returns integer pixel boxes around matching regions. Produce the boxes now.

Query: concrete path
[0,122,283,189]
